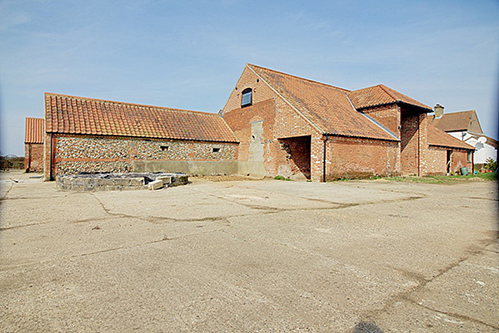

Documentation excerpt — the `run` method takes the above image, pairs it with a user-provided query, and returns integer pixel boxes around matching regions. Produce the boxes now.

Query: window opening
[160,145,169,151]
[241,88,252,107]
[212,147,220,153]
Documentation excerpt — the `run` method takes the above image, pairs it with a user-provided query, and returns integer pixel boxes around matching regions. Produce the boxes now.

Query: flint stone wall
[50,134,237,177]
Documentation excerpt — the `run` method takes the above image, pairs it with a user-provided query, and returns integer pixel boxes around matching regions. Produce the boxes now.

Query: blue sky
[1,0,498,156]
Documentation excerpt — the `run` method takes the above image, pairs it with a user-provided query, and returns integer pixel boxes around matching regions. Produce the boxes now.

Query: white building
[429,105,497,165]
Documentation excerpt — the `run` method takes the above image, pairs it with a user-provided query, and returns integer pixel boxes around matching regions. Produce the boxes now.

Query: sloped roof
[25,117,44,144]
[348,84,432,111]
[465,133,498,149]
[427,125,474,150]
[45,93,238,143]
[247,64,398,141]
[429,110,482,133]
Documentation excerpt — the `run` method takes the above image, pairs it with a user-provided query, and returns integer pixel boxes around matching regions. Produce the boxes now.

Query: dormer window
[241,88,252,107]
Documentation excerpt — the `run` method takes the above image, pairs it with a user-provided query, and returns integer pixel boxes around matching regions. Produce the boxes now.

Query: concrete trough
[56,172,188,191]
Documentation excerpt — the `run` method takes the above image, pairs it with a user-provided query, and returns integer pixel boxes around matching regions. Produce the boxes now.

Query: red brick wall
[362,104,401,138]
[426,146,447,175]
[24,143,44,172]
[223,66,321,179]
[325,136,400,180]
[450,149,472,174]
[426,146,472,175]
[399,111,429,176]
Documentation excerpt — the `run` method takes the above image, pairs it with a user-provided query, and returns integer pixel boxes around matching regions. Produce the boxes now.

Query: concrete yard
[0,171,497,332]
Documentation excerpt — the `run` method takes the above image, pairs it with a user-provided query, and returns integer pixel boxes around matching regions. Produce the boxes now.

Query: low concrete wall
[57,173,188,191]
[237,161,266,177]
[132,161,238,176]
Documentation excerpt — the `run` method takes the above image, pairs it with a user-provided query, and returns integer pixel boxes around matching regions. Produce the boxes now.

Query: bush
[484,157,497,171]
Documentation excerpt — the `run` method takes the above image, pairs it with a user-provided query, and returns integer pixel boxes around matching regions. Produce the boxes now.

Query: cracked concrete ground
[0,171,497,332]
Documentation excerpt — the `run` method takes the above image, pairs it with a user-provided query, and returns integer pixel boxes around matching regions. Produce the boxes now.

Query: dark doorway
[279,136,311,179]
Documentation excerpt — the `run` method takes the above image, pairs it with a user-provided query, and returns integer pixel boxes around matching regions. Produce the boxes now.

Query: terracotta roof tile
[429,110,481,133]
[25,117,44,144]
[247,64,398,141]
[427,124,474,150]
[348,84,431,111]
[45,93,238,143]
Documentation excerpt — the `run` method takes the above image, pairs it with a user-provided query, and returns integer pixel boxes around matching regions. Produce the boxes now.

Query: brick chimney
[434,104,444,119]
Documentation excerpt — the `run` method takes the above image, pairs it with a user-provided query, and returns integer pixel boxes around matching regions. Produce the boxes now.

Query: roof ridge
[44,92,219,117]
[377,84,400,102]
[247,64,351,92]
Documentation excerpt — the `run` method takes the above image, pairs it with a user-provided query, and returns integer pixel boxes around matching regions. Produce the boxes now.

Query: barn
[43,93,239,180]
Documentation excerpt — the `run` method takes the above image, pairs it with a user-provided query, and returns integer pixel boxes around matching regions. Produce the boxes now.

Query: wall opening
[279,136,311,179]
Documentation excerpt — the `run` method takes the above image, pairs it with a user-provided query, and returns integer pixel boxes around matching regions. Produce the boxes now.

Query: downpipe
[322,135,329,182]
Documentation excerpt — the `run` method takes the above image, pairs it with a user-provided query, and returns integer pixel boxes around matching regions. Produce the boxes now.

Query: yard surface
[0,171,497,332]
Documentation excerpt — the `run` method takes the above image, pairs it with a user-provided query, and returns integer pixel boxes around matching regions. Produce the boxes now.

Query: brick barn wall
[25,143,44,172]
[426,146,447,175]
[325,136,400,180]
[400,111,429,176]
[362,104,401,138]
[421,146,472,176]
[45,133,237,178]
[223,66,322,180]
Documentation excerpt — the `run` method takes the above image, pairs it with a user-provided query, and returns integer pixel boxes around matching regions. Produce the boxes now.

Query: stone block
[157,176,172,186]
[148,179,164,190]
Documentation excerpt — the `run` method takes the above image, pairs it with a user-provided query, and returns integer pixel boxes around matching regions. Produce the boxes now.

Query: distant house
[222,64,474,181]
[429,106,497,164]
[24,117,45,172]
[43,93,239,180]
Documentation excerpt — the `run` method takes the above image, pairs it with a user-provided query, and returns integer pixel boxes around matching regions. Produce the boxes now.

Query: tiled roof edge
[44,92,221,117]
[324,132,400,142]
[428,142,474,150]
[247,64,351,92]
[48,131,239,143]
[246,65,325,134]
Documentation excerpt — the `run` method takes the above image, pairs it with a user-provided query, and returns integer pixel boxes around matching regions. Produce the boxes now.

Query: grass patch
[274,175,293,181]
[383,172,497,184]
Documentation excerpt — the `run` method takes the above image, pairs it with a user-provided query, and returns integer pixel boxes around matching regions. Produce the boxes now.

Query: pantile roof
[45,93,238,143]
[348,84,432,111]
[25,117,45,144]
[247,64,398,141]
[429,110,482,133]
[427,125,474,150]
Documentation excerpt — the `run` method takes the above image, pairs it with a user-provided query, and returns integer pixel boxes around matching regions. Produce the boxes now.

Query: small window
[241,88,252,107]
[160,145,169,151]
[212,147,220,153]
[467,151,472,162]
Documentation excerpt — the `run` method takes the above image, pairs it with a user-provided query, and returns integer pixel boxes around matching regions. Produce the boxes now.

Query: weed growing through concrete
[274,175,293,181]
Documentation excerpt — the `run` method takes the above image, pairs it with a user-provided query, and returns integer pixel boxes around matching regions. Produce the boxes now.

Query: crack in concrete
[467,196,499,202]
[1,227,227,271]
[405,296,499,330]
[361,237,499,329]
